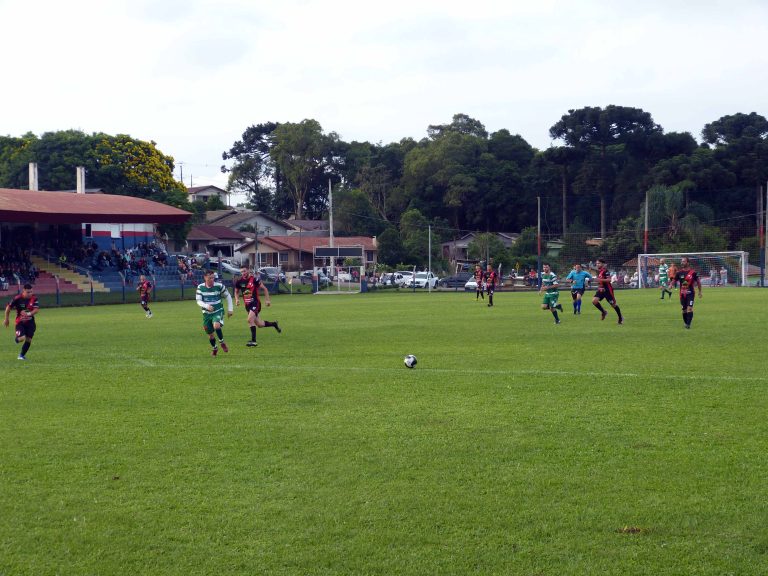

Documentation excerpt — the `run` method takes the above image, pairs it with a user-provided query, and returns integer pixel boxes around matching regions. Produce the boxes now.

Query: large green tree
[549,105,661,238]
[269,119,340,219]
[221,122,280,212]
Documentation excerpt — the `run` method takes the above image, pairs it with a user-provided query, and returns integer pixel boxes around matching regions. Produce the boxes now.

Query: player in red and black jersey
[4,283,39,360]
[137,275,153,318]
[473,265,485,300]
[671,256,702,329]
[234,266,281,347]
[591,258,624,324]
[485,265,497,307]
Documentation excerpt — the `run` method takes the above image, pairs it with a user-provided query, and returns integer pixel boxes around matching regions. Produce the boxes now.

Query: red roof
[245,235,376,253]
[0,188,191,224]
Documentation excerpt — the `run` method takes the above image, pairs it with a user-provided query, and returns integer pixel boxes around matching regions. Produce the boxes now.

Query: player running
[658,258,673,300]
[592,258,624,325]
[485,264,497,307]
[671,256,702,329]
[539,263,563,324]
[233,266,281,347]
[4,283,39,360]
[565,263,592,315]
[196,269,233,356]
[137,274,153,318]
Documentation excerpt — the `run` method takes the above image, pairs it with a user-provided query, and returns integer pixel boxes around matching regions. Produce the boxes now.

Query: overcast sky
[1,0,767,195]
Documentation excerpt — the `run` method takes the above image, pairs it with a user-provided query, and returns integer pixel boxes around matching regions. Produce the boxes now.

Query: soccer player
[137,274,153,318]
[233,266,281,347]
[473,264,484,300]
[565,263,592,314]
[671,256,703,329]
[658,258,673,300]
[196,269,233,356]
[4,283,38,360]
[592,258,624,324]
[539,263,563,324]
[485,264,497,307]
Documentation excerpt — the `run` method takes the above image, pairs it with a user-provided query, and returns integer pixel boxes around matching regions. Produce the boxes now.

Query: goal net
[636,252,748,288]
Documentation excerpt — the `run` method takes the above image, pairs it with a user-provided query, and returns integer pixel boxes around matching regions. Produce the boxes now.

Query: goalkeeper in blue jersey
[565,263,592,315]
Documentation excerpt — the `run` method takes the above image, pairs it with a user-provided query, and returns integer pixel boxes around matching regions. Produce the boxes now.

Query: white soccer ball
[404,354,418,369]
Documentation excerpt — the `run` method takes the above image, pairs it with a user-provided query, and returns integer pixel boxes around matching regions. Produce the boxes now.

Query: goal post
[637,251,748,288]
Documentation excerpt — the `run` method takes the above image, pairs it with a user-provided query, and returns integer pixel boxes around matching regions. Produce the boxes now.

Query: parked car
[438,272,472,288]
[208,260,241,275]
[408,271,439,289]
[464,277,479,291]
[335,270,353,282]
[396,270,415,287]
[258,266,286,283]
[379,272,404,286]
[300,270,331,286]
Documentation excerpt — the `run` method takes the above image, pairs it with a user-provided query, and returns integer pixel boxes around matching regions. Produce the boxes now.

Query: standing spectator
[709,266,718,287]
[719,266,727,287]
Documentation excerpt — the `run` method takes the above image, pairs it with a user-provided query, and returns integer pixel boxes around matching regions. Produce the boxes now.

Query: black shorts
[140,295,150,306]
[571,288,585,299]
[15,319,36,339]
[594,289,616,306]
[245,300,261,315]
[680,290,695,310]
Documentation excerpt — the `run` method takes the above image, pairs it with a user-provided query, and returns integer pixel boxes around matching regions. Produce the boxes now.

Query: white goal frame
[636,251,748,288]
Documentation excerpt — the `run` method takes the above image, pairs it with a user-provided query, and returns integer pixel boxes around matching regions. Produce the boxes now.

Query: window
[279,252,289,264]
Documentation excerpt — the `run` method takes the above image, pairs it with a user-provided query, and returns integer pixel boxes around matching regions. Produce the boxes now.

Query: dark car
[438,272,472,288]
[299,270,331,286]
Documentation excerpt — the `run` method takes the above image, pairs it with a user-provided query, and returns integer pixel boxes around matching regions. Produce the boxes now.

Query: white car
[409,272,439,289]
[464,278,478,291]
[396,270,415,287]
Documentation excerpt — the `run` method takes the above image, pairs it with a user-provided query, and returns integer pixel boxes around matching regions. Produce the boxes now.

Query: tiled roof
[0,188,191,224]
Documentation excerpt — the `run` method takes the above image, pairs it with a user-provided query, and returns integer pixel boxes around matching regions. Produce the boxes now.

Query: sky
[1,0,767,200]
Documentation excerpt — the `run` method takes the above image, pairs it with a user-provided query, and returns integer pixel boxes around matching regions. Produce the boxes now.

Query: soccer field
[2,289,768,575]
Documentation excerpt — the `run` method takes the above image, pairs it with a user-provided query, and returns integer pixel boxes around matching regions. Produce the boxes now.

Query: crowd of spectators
[0,247,37,290]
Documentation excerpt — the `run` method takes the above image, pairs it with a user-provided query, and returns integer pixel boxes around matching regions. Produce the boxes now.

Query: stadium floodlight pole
[537,197,543,285]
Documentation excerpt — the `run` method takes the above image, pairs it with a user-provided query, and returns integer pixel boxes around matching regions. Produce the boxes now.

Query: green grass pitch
[2,288,768,575]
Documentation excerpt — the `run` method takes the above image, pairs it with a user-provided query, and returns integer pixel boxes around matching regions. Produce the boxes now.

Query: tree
[270,119,337,219]
[221,122,279,212]
[376,226,405,266]
[549,105,661,238]
[427,113,488,140]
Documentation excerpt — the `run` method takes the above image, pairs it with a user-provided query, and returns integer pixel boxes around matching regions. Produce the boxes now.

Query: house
[168,224,246,257]
[285,218,329,237]
[441,232,520,266]
[187,185,228,205]
[206,209,293,236]
[236,235,378,271]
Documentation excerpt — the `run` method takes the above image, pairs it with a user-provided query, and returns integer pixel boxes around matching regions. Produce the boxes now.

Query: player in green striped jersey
[196,269,234,356]
[658,258,673,300]
[539,263,563,324]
